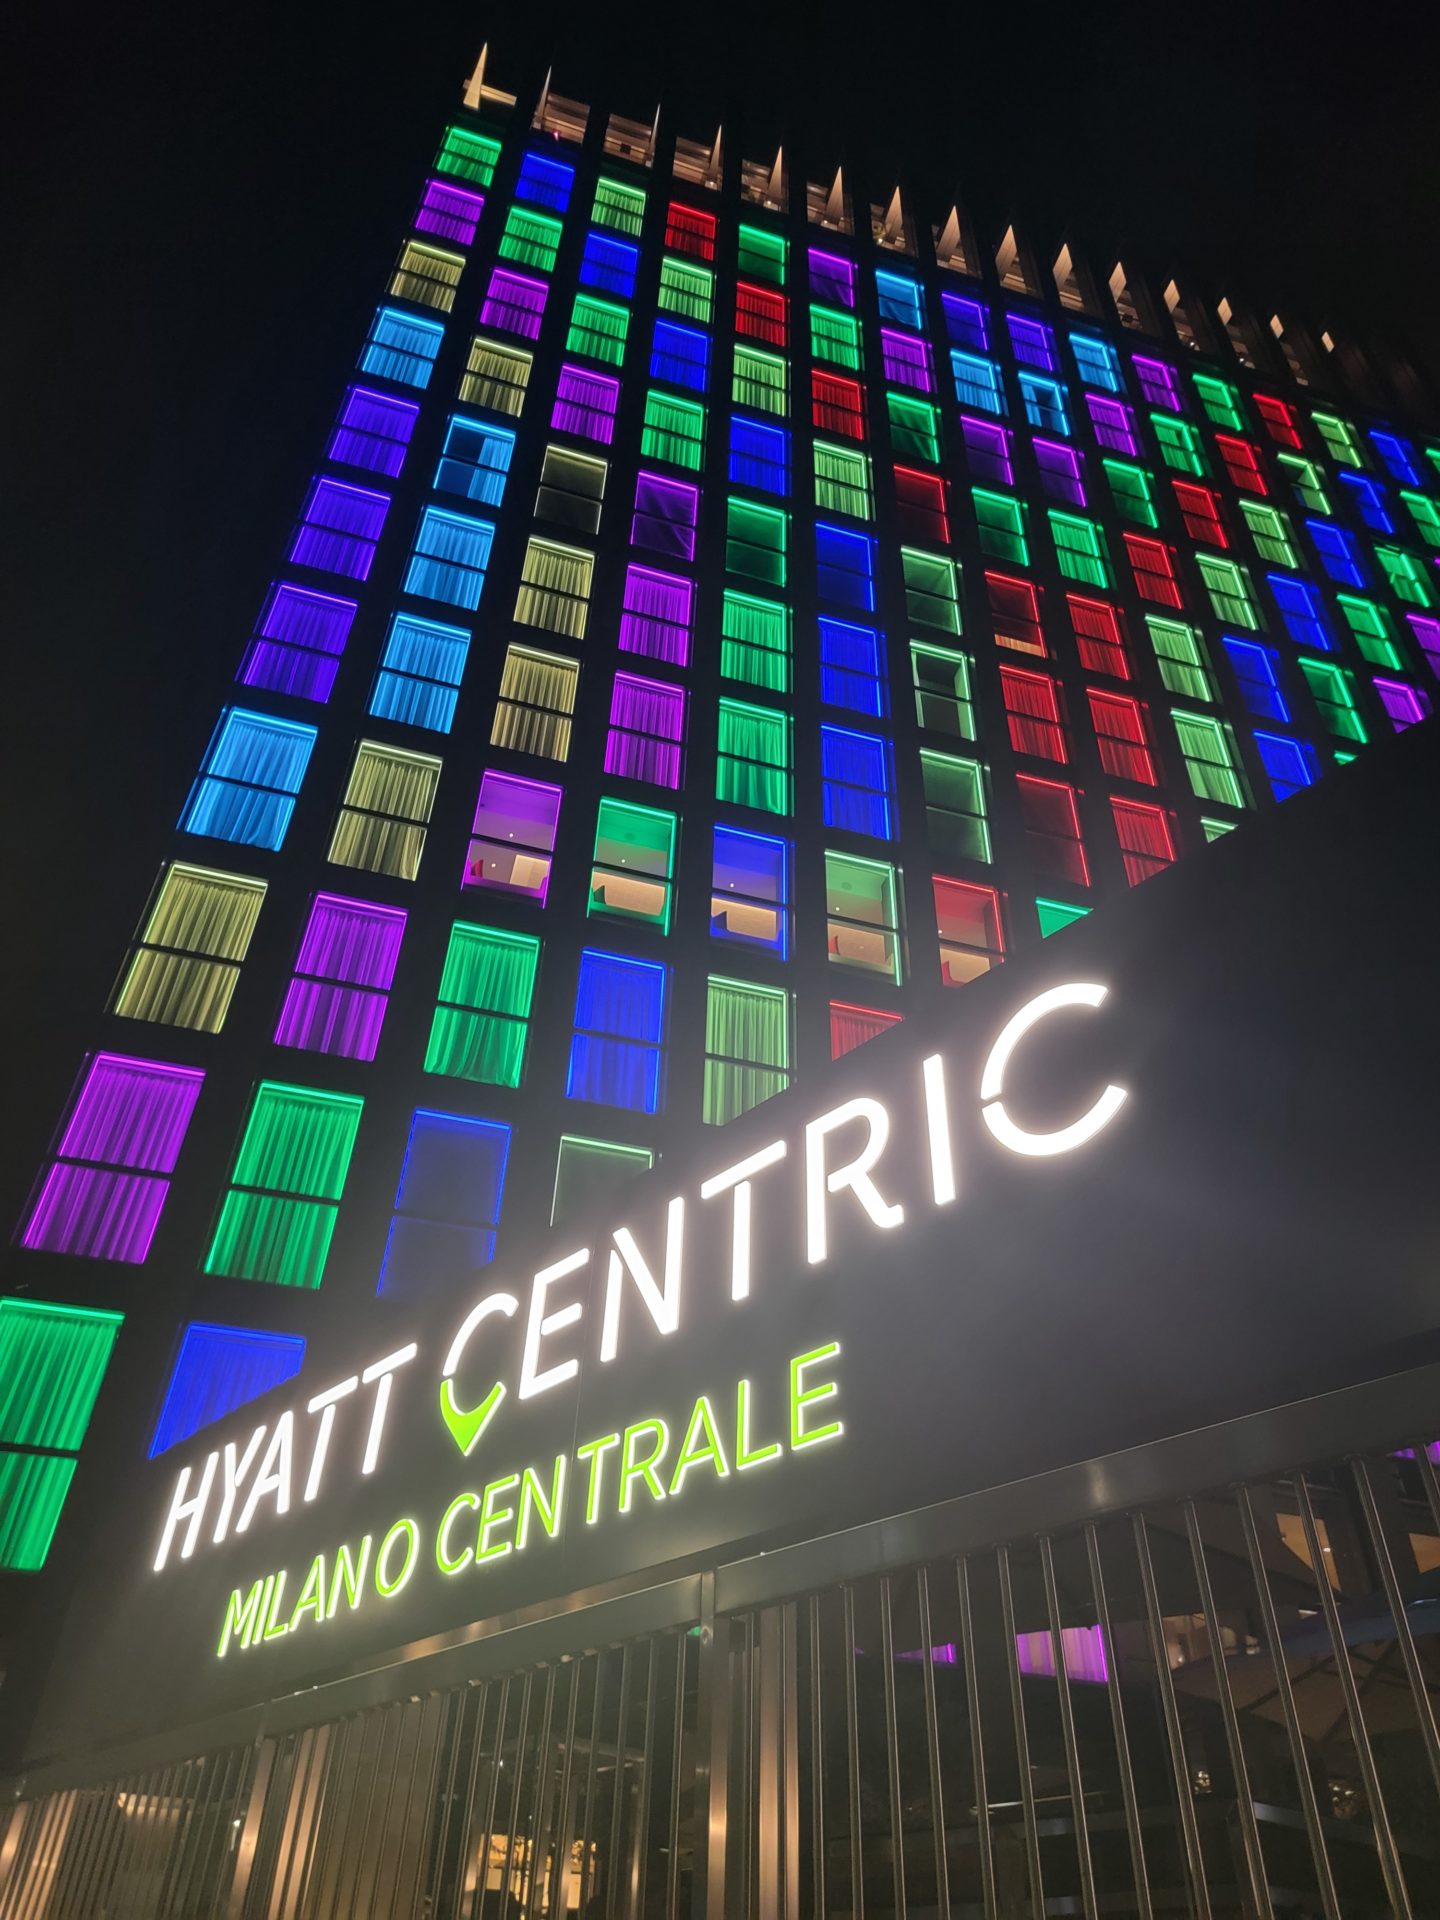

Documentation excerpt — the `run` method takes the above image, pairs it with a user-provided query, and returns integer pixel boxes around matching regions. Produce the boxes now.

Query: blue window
[434,416,515,506]
[1338,471,1395,534]
[359,305,444,388]
[149,1324,306,1456]
[651,320,710,391]
[941,293,988,353]
[815,523,876,610]
[181,709,316,850]
[821,726,895,838]
[1253,732,1320,801]
[1307,519,1367,587]
[819,618,887,716]
[1369,429,1422,486]
[729,417,789,495]
[403,506,494,609]
[1223,638,1289,722]
[379,1109,511,1299]
[370,613,471,731]
[1070,332,1121,393]
[1019,372,1070,436]
[711,825,790,957]
[1268,574,1333,651]
[289,479,389,580]
[516,151,574,212]
[580,232,639,299]
[951,350,1005,416]
[1007,314,1057,372]
[328,387,420,477]
[876,270,924,330]
[567,951,668,1112]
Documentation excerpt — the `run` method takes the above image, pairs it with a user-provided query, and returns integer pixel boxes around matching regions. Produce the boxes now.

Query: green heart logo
[439,1377,505,1457]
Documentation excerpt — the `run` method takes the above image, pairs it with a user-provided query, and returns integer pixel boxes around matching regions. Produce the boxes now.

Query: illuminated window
[1050,513,1111,588]
[902,547,962,632]
[1132,357,1181,411]
[736,281,786,345]
[534,452,607,537]
[933,877,1003,987]
[491,646,579,759]
[894,467,949,543]
[150,1322,304,1456]
[1070,332,1120,393]
[593,175,646,235]
[567,951,668,1113]
[888,393,941,463]
[479,269,547,340]
[704,978,790,1125]
[881,329,935,393]
[632,471,699,560]
[329,741,441,881]
[0,1300,122,1566]
[1018,373,1069,435]
[114,862,266,1038]
[941,293,988,353]
[821,726,894,837]
[812,370,865,440]
[1088,691,1156,783]
[181,709,315,851]
[371,612,469,731]
[1124,534,1184,608]
[734,346,789,416]
[825,853,901,981]
[205,1082,364,1288]
[651,319,710,391]
[666,202,715,258]
[1372,678,1430,731]
[1312,410,1365,468]
[811,306,861,370]
[579,232,638,299]
[1152,415,1206,477]
[1016,775,1089,885]
[951,352,1005,416]
[1067,595,1130,678]
[1254,393,1302,449]
[1401,491,1440,549]
[1000,666,1066,761]
[1278,454,1330,515]
[1036,899,1091,937]
[328,386,419,477]
[516,151,574,212]
[360,306,444,389]
[290,478,388,581]
[721,590,790,691]
[403,505,494,609]
[659,258,714,323]
[1216,436,1268,495]
[876,270,924,329]
[620,565,693,666]
[1267,575,1330,651]
[809,249,854,307]
[961,416,1013,488]
[912,642,975,737]
[920,750,989,862]
[1376,545,1434,608]
[1192,373,1246,431]
[379,1110,510,1300]
[458,335,532,414]
[730,418,790,495]
[1034,438,1085,507]
[1338,473,1394,534]
[820,618,886,716]
[434,415,514,506]
[589,798,676,930]
[830,1002,901,1058]
[390,240,464,312]
[1087,395,1138,456]
[974,489,1029,565]
[641,391,705,470]
[712,826,789,956]
[1172,481,1227,547]
[605,674,686,787]
[566,295,629,368]
[1336,595,1404,669]
[717,699,792,813]
[816,523,876,609]
[1370,430,1422,485]
[1409,613,1440,674]
[1241,502,1298,568]
[425,924,539,1088]
[1172,712,1248,806]
[551,1136,653,1227]
[1298,659,1367,744]
[1253,733,1320,801]
[815,442,874,518]
[1111,799,1176,884]
[1148,618,1216,700]
[498,207,561,275]
[434,124,500,188]
[1197,555,1259,628]
[464,770,561,902]
[727,498,788,585]
[1007,314,1057,371]
[1098,459,1153,529]
[738,224,787,285]
[552,364,620,442]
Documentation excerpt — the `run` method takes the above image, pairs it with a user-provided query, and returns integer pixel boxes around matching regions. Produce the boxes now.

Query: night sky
[2,0,1436,1174]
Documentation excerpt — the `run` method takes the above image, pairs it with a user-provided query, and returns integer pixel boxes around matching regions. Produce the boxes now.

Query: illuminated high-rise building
[2,44,1439,1918]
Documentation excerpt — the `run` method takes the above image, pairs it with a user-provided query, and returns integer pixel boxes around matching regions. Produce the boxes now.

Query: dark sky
[2,0,1436,1145]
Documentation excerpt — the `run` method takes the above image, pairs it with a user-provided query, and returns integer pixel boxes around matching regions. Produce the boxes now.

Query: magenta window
[21,1055,204,1264]
[1372,678,1430,731]
[288,478,389,581]
[604,674,687,788]
[275,896,407,1062]
[1087,394,1139,457]
[631,471,700,560]
[620,566,693,665]
[327,387,419,478]
[480,269,548,340]
[552,364,620,443]
[961,416,1013,487]
[1033,437,1086,507]
[465,771,562,901]
[1405,614,1440,677]
[1132,355,1182,412]
[239,583,356,704]
[415,178,484,245]
[880,329,935,393]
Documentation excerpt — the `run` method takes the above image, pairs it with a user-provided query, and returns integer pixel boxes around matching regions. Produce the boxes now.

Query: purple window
[1133,355,1182,412]
[631,471,699,560]
[960,416,1013,487]
[604,674,686,788]
[21,1055,204,1264]
[1406,614,1440,677]
[1372,678,1430,731]
[326,387,420,478]
[239,583,356,704]
[808,249,854,308]
[1006,314,1058,372]
[880,329,934,393]
[480,269,548,340]
[465,770,562,901]
[275,896,407,1061]
[288,478,389,581]
[552,364,620,443]
[941,292,989,353]
[415,177,484,245]
[1033,437,1086,507]
[1087,394,1139,457]
[620,566,694,666]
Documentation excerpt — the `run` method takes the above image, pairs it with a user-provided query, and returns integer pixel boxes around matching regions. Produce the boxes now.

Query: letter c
[979,983,1128,1157]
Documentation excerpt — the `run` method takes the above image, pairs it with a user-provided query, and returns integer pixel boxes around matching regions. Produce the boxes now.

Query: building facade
[2,43,1440,1919]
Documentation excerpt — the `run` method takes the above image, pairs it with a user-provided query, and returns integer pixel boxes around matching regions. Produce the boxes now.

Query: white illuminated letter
[153,1450,218,1572]
[519,1252,590,1400]
[699,1141,787,1301]
[804,1098,905,1266]
[979,982,1128,1157]
[303,1375,359,1504]
[213,1425,268,1545]
[601,1198,686,1363]
[359,1344,418,1476]
[237,1412,295,1535]
[921,1054,957,1206]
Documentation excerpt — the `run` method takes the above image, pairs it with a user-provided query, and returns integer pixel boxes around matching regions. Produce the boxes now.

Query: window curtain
[294,896,406,990]
[0,1454,76,1571]
[205,1191,338,1290]
[515,542,593,639]
[706,980,788,1070]
[344,743,441,825]
[632,474,698,559]
[275,980,387,1061]
[259,583,355,656]
[717,705,789,813]
[499,211,561,272]
[415,179,483,245]
[331,389,417,477]
[721,592,789,683]
[379,614,469,692]
[620,566,692,665]
[730,420,787,495]
[553,366,619,442]
[362,308,442,387]
[641,396,703,471]
[880,331,934,393]
[461,339,531,414]
[56,1054,204,1172]
[231,1083,363,1201]
[0,1301,122,1449]
[406,509,493,610]
[150,1326,305,1455]
[291,480,389,580]
[438,927,538,1019]
[606,676,685,787]
[480,272,547,340]
[144,866,265,963]
[393,1111,509,1229]
[575,952,665,1042]
[829,1003,899,1059]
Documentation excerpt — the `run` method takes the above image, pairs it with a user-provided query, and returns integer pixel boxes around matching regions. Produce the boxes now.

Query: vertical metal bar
[154,1760,197,1919]
[8,1794,56,1920]
[741,1614,757,1916]
[877,1577,908,1920]
[1353,1457,1440,1801]
[914,1567,951,1920]
[402,1698,447,1920]
[548,1659,583,1920]
[955,1558,995,1920]
[1038,1536,1098,1919]
[132,1762,182,1918]
[1132,1513,1211,1920]
[387,1699,434,1920]
[308,1715,356,1920]
[782,1604,801,1920]
[265,1732,314,1920]
[517,1665,557,1917]
[806,1594,826,1920]
[496,1671,534,1920]
[695,1571,730,1920]
[994,1547,1044,1920]
[630,1638,660,1920]
[1294,1474,1412,1917]
[604,1644,634,1915]
[1084,1526,1153,1920]
[449,1682,491,1920]
[474,1676,513,1920]
[757,1610,782,1920]
[422,1691,466,1920]
[292,1725,336,1920]
[178,1743,236,1920]
[105,1771,153,1916]
[840,1584,865,1920]
[48,1783,98,1918]
[577,1655,607,1914]
[666,1632,688,1920]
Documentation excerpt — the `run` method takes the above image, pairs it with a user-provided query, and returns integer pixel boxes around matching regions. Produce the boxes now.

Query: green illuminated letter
[576,1432,620,1524]
[375,1518,419,1598]
[476,1474,520,1564]
[618,1419,670,1513]
[735,1379,783,1470]
[327,1535,372,1619]
[262,1571,290,1640]
[217,1578,265,1657]
[288,1554,327,1631]
[437,1492,480,1576]
[790,1342,843,1450]
[517,1456,567,1549]
[669,1394,730,1495]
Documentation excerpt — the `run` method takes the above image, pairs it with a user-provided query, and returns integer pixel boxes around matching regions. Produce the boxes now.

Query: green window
[721,591,791,691]
[435,125,501,187]
[1201,817,1237,842]
[551,1135,652,1226]
[499,206,562,273]
[888,393,941,464]
[973,489,1029,565]
[592,175,646,236]
[1336,595,1404,669]
[0,1299,122,1571]
[825,853,902,981]
[1278,454,1330,515]
[114,864,266,1034]
[1103,459,1158,528]
[704,978,790,1125]
[329,742,443,882]
[658,257,714,324]
[1171,712,1248,808]
[726,499,788,586]
[811,306,861,371]
[1312,410,1364,468]
[459,336,532,416]
[1196,554,1259,628]
[1240,502,1299,568]
[425,924,539,1088]
[641,391,705,470]
[1151,414,1207,477]
[814,442,874,519]
[589,800,676,931]
[1298,658,1368,744]
[1376,545,1434,608]
[205,1083,364,1289]
[390,242,464,314]
[567,294,628,366]
[717,699,793,813]
[1401,491,1440,549]
[901,548,962,633]
[1192,373,1247,432]
[733,346,789,416]
[738,224,787,286]
[911,643,975,739]
[1145,616,1216,701]
[1036,899,1091,938]
[1050,512,1112,588]
[919,750,990,863]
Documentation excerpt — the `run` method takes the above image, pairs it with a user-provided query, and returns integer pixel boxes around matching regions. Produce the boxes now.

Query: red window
[1172,481,1229,548]
[1111,798,1176,885]
[933,877,1004,987]
[1087,691,1157,785]
[894,467,949,544]
[1015,775,1090,887]
[1214,434,1267,495]
[1066,595,1130,679]
[985,572,1045,655]
[1123,533,1184,608]
[736,282,787,347]
[1254,393,1302,449]
[999,665,1067,762]
[829,1001,901,1059]
[812,371,865,440]
[665,202,716,260]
